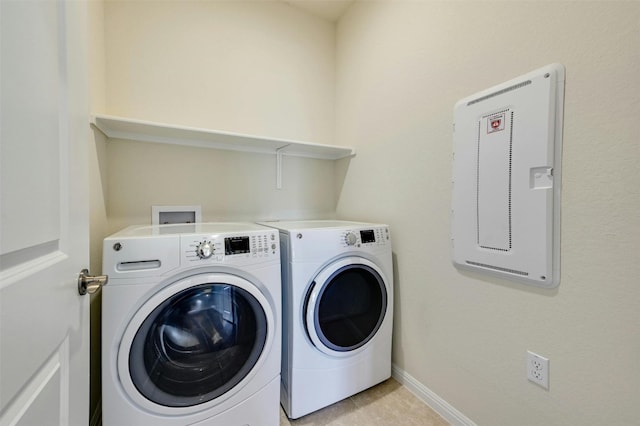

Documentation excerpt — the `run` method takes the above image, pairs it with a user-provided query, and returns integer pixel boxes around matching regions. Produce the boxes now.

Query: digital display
[360,230,376,244]
[225,236,250,255]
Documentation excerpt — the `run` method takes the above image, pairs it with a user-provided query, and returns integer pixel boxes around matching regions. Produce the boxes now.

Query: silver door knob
[78,269,108,295]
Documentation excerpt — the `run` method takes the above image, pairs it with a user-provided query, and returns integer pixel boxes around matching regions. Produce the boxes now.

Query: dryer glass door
[307,263,387,353]
[128,282,267,407]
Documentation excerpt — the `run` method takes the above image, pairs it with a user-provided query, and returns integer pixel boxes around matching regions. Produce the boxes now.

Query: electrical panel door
[451,64,565,288]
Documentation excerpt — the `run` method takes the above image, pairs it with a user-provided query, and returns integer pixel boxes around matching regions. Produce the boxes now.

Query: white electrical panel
[451,64,565,288]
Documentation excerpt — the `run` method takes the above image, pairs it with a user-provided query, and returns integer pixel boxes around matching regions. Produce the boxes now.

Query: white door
[1,1,91,425]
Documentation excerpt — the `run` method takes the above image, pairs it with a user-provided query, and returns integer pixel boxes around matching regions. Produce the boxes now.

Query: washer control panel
[340,227,389,248]
[182,231,279,264]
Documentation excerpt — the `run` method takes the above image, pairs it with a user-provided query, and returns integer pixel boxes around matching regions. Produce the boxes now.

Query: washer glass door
[306,258,387,355]
[126,278,268,408]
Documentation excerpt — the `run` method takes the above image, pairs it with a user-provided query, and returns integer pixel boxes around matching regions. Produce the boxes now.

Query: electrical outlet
[527,351,549,389]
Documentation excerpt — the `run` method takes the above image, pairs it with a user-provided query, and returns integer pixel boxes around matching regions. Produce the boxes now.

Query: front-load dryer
[101,223,281,426]
[259,220,393,419]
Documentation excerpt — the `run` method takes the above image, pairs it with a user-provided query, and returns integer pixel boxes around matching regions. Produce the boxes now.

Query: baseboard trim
[391,364,477,426]
[89,397,101,426]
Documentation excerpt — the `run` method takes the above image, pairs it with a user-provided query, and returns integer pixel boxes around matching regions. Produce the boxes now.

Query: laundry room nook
[8,0,633,425]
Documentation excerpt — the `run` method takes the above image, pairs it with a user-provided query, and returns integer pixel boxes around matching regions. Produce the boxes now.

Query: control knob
[345,232,358,246]
[196,241,214,259]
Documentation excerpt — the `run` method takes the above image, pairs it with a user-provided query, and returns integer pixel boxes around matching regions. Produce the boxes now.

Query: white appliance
[102,223,281,426]
[260,220,393,419]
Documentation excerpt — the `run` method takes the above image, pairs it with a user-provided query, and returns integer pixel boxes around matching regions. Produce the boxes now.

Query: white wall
[335,1,640,425]
[102,0,338,234]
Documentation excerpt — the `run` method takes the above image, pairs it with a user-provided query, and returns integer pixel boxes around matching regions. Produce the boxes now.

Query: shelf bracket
[276,145,290,190]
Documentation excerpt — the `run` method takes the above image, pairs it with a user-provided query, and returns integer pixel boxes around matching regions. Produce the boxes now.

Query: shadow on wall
[334,156,352,202]
[390,252,404,367]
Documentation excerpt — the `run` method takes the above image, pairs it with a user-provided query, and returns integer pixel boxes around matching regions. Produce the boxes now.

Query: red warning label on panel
[487,113,505,134]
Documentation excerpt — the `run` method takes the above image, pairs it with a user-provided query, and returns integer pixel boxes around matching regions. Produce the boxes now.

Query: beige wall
[100,1,338,234]
[105,139,338,233]
[104,0,335,144]
[335,1,640,425]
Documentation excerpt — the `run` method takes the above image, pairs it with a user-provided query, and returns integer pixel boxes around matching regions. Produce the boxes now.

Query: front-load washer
[101,223,281,426]
[259,220,393,419]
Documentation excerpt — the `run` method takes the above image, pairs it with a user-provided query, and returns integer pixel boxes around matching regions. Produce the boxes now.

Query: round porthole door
[305,257,388,357]
[117,273,274,415]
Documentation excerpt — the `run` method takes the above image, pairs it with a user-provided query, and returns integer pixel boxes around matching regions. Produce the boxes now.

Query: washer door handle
[78,269,108,295]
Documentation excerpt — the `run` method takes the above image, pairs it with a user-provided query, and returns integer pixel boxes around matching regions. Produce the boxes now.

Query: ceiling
[284,0,354,22]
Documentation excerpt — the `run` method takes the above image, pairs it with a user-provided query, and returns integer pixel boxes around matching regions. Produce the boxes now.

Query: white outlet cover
[527,350,549,389]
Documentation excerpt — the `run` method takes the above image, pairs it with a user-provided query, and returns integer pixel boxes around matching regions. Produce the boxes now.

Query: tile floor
[279,378,449,426]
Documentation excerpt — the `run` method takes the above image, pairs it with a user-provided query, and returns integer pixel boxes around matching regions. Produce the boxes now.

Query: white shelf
[91,114,355,160]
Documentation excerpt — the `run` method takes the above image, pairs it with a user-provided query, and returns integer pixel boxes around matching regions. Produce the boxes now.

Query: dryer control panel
[181,231,279,265]
[340,227,389,248]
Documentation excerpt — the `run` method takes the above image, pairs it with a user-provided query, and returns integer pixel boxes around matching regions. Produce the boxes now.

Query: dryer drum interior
[311,265,387,352]
[128,283,268,407]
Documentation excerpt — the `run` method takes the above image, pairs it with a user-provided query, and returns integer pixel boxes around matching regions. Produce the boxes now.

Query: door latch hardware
[78,269,108,295]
